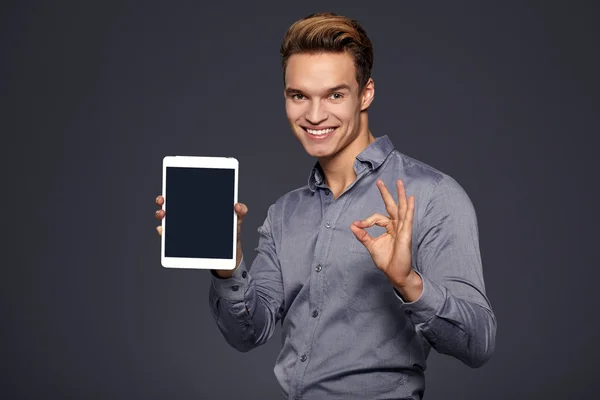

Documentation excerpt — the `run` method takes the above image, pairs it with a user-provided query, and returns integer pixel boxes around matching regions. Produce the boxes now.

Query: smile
[302,126,338,140]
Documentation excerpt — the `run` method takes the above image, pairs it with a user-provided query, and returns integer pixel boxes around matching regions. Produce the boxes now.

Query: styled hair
[280,12,374,93]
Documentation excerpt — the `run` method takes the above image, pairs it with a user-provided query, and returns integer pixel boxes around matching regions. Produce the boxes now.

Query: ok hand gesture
[350,179,422,298]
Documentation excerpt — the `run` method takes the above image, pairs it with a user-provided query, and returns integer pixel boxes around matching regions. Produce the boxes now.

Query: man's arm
[395,175,497,368]
[208,204,284,352]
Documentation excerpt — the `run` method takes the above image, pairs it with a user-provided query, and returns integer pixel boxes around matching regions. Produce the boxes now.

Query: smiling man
[155,11,496,400]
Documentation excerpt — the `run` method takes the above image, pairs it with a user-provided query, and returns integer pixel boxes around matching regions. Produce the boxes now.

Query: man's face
[284,52,374,159]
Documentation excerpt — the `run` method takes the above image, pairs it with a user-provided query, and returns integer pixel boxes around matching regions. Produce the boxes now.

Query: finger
[156,195,164,206]
[396,180,407,228]
[400,196,415,237]
[350,222,375,251]
[156,226,162,236]
[235,203,248,223]
[376,180,399,221]
[354,212,391,228]
[155,209,165,220]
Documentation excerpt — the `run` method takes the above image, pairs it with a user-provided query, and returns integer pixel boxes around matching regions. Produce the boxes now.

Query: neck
[318,113,375,196]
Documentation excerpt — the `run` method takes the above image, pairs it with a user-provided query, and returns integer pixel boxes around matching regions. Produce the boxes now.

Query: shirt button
[324,189,330,195]
[300,354,307,362]
[325,221,332,228]
[315,264,322,272]
[231,285,239,291]
[242,271,247,278]
[312,310,319,318]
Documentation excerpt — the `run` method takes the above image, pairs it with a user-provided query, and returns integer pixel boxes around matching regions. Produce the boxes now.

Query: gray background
[3,1,599,399]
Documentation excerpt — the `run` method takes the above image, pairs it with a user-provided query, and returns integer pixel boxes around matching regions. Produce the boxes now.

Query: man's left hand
[350,179,423,301]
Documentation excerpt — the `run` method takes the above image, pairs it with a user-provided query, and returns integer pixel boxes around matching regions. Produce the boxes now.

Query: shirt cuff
[209,255,249,302]
[394,269,446,325]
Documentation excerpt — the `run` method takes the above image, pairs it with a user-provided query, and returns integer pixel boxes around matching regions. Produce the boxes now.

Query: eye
[292,94,306,100]
[329,92,344,100]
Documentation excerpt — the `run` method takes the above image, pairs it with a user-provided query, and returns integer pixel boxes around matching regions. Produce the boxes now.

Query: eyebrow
[328,84,352,92]
[285,84,352,96]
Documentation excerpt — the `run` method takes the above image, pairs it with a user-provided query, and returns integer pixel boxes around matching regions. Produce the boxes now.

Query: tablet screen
[165,167,234,259]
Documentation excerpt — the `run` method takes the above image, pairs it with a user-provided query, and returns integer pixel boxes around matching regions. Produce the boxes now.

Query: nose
[305,99,328,126]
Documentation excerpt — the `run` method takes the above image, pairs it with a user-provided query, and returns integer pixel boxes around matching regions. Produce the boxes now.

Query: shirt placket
[288,187,346,400]
[289,165,370,400]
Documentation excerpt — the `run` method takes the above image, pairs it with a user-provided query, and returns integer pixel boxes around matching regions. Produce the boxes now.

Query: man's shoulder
[388,149,468,199]
[390,149,445,185]
[258,185,311,229]
[273,184,312,208]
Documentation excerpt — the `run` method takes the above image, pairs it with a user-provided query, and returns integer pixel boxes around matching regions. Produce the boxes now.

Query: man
[155,12,496,400]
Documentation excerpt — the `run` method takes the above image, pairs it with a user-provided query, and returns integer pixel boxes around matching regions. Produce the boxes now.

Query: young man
[155,12,496,400]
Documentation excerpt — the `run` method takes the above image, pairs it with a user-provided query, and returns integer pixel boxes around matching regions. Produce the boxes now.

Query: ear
[360,78,375,111]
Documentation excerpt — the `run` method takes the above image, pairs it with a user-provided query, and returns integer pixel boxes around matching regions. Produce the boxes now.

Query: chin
[303,141,342,159]
[305,148,332,158]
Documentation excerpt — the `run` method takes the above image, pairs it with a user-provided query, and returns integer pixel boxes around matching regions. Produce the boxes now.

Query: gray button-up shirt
[209,135,496,400]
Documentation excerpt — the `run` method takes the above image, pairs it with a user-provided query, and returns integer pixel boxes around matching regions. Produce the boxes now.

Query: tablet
[161,156,238,270]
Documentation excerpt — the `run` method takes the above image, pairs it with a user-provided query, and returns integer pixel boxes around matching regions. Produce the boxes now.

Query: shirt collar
[308,135,395,192]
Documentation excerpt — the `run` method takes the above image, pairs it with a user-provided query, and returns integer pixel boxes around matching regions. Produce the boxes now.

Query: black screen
[165,167,234,259]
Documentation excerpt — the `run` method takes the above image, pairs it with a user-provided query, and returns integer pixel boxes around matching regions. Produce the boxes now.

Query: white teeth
[306,128,335,135]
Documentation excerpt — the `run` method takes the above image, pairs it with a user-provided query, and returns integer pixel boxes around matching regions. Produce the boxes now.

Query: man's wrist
[212,250,242,279]
[214,269,235,278]
[393,269,423,302]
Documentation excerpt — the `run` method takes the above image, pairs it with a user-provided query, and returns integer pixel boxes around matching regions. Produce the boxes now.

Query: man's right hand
[155,195,248,278]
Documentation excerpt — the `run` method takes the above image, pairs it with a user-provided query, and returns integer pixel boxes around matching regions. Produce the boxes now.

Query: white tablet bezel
[161,156,238,270]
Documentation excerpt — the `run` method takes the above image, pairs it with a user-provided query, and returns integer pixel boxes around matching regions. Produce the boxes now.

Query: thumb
[349,221,374,252]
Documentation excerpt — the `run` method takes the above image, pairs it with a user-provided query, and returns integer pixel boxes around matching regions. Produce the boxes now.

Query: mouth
[301,126,339,140]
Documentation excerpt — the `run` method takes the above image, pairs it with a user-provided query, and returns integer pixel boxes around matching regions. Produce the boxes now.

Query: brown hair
[280,12,374,94]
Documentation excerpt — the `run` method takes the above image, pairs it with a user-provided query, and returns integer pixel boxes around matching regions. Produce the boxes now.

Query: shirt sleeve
[394,175,497,368]
[208,203,284,352]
